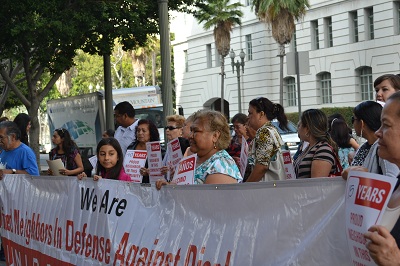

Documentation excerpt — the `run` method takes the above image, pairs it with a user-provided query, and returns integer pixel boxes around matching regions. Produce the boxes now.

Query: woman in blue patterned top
[156,110,242,188]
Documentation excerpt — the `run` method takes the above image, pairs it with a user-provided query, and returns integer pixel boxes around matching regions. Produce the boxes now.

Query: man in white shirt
[113,101,139,155]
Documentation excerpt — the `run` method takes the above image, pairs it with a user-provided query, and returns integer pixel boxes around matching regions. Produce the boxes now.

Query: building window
[394,2,400,35]
[285,77,297,107]
[215,47,220,67]
[311,20,319,50]
[319,72,332,104]
[245,34,253,61]
[324,17,333,48]
[365,7,374,40]
[349,11,359,43]
[359,67,373,100]
[184,50,188,72]
[206,44,212,68]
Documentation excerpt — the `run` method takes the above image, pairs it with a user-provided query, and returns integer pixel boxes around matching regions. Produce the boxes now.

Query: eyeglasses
[165,126,182,131]
[351,116,359,124]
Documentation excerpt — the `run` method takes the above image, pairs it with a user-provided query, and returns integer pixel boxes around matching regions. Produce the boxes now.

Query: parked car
[271,120,301,157]
[229,120,301,157]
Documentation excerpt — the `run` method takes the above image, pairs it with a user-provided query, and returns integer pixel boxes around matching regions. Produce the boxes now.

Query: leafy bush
[286,107,355,127]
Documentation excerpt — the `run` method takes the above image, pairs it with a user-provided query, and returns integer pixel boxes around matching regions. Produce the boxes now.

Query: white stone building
[171,0,400,119]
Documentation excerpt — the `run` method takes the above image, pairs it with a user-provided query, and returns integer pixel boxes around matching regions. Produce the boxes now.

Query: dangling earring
[360,128,363,139]
[213,142,217,149]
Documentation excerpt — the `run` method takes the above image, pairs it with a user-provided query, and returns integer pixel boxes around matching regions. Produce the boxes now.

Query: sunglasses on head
[165,126,181,131]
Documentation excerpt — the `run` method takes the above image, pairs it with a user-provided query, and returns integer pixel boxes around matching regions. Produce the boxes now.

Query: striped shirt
[294,141,336,179]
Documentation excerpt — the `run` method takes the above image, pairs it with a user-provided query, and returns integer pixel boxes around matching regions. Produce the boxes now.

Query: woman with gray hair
[156,110,242,187]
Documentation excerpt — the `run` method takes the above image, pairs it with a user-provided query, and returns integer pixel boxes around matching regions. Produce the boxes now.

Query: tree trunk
[27,98,41,171]
[279,44,285,106]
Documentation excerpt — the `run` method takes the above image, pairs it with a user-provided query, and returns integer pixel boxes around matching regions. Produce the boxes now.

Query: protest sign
[171,154,196,185]
[345,171,398,266]
[282,150,296,179]
[146,141,163,182]
[123,150,148,182]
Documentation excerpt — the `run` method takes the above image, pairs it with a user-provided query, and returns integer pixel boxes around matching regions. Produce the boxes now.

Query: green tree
[193,0,243,117]
[252,0,309,105]
[0,0,195,165]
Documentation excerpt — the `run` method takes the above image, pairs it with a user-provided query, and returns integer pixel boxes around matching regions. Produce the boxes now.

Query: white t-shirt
[114,119,139,155]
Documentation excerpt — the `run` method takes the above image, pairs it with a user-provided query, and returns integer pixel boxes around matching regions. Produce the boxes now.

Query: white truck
[47,86,178,155]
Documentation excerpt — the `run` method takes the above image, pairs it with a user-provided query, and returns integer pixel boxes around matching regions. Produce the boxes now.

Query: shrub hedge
[286,107,355,127]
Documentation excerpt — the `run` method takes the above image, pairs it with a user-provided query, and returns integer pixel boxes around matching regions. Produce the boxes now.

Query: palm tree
[193,0,243,117]
[253,0,309,105]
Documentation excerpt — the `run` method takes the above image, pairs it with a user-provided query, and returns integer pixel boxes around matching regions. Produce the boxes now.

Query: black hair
[54,128,79,170]
[104,129,115,138]
[136,119,160,141]
[96,137,123,180]
[114,101,135,118]
[330,119,352,148]
[13,113,31,146]
[249,97,289,130]
[353,101,382,132]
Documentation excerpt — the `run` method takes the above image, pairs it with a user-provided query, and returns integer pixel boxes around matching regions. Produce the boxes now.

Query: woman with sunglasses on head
[342,101,399,179]
[48,128,84,176]
[246,97,288,182]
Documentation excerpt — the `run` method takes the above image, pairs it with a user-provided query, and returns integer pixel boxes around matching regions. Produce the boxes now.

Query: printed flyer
[171,154,197,185]
[123,150,148,182]
[345,171,398,266]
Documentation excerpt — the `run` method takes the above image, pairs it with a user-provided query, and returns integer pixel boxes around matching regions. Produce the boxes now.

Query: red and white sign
[166,138,184,180]
[239,136,249,177]
[345,171,397,266]
[123,150,148,182]
[171,154,196,185]
[282,150,296,180]
[146,141,163,182]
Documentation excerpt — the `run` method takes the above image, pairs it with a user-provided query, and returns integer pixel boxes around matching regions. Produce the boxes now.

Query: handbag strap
[327,143,343,174]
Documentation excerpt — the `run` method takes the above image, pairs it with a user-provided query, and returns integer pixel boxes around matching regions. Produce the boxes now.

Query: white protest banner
[123,150,148,182]
[345,171,398,266]
[239,136,249,177]
[282,150,296,179]
[171,153,196,185]
[0,175,352,265]
[146,141,163,182]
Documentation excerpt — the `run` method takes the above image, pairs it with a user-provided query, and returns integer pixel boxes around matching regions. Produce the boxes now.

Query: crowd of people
[1,74,400,265]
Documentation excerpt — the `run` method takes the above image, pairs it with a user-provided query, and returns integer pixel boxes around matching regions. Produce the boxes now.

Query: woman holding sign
[48,128,84,176]
[127,119,162,183]
[361,92,400,266]
[156,110,242,188]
